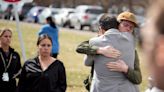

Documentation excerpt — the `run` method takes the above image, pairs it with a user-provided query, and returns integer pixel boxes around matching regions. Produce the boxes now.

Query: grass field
[0,20,149,92]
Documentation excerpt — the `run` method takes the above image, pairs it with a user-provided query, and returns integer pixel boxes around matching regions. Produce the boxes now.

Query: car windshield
[86,9,104,14]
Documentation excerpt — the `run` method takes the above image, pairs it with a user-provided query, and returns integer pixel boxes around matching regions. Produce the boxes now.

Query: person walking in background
[142,0,164,92]
[17,34,67,92]
[38,16,59,58]
[0,28,21,92]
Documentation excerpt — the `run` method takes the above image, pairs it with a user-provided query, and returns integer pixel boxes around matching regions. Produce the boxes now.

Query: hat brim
[120,19,138,27]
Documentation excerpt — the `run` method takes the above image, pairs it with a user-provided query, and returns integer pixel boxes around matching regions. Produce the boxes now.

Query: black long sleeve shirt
[17,57,67,92]
[0,47,21,92]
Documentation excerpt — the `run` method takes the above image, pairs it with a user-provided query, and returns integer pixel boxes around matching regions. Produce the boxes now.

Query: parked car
[25,6,45,23]
[0,5,3,19]
[53,8,75,27]
[19,2,36,21]
[68,5,104,30]
[38,7,60,24]
[4,4,13,20]
[0,1,24,20]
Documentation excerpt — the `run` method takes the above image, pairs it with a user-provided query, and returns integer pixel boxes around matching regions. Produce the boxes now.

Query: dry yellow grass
[0,19,149,92]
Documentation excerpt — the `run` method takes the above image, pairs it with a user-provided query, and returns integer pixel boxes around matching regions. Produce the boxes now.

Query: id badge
[2,72,9,82]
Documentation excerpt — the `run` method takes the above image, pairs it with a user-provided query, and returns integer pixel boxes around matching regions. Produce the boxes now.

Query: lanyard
[0,52,13,72]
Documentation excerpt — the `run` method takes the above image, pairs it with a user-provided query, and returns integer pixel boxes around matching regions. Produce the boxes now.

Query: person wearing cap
[76,12,142,87]
[105,11,142,81]
[83,14,139,92]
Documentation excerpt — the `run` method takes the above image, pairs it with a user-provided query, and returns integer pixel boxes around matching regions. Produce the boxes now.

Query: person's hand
[106,60,128,73]
[97,46,121,58]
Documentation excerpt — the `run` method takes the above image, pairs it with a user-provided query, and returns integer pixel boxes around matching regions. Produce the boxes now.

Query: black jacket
[0,47,21,92]
[17,57,67,92]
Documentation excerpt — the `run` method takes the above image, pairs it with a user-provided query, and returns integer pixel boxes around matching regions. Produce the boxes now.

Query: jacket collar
[0,47,14,53]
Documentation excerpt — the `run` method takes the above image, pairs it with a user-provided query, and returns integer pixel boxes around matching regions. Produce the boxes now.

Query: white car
[38,7,60,24]
[0,1,24,20]
[53,8,75,26]
[25,6,45,23]
[68,5,104,30]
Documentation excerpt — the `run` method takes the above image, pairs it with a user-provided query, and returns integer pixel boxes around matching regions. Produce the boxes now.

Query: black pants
[0,80,16,92]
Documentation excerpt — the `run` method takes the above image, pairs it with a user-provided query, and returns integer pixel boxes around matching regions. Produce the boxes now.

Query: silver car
[68,5,104,30]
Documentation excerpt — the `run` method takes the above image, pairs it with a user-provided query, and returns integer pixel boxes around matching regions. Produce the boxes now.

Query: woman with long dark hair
[17,34,67,92]
[38,16,59,58]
